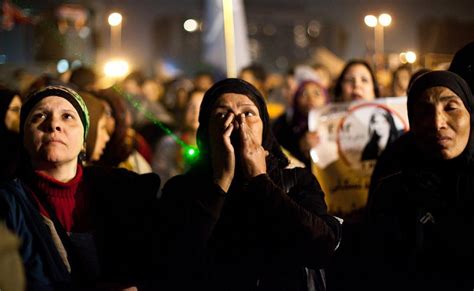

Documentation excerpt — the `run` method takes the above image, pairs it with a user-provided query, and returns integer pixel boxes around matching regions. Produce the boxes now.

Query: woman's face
[184,91,204,131]
[142,80,162,102]
[209,93,263,147]
[340,64,376,102]
[23,96,84,167]
[393,69,410,97]
[297,83,326,114]
[411,86,471,160]
[101,100,115,136]
[90,113,110,161]
[5,95,22,133]
[371,112,390,137]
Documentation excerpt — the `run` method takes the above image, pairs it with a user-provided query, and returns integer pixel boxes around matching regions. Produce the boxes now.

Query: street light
[108,12,122,53]
[400,51,417,64]
[183,19,199,32]
[104,59,130,78]
[378,14,392,27]
[108,12,122,26]
[364,13,392,68]
[364,15,377,28]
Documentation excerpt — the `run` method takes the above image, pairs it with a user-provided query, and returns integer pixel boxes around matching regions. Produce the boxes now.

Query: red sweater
[29,165,90,233]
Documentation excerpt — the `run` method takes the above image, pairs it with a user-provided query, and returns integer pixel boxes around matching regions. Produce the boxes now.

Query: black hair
[69,67,97,91]
[334,59,380,101]
[449,42,474,94]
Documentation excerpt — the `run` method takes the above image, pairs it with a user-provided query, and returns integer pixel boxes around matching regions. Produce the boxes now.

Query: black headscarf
[195,78,289,174]
[449,42,474,94]
[407,70,474,166]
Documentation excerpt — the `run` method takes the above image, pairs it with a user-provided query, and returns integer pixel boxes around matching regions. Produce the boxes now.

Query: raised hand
[209,112,236,192]
[237,114,268,178]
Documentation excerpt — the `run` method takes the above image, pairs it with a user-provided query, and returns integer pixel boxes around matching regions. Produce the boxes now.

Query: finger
[223,121,234,138]
[223,123,234,152]
[265,150,269,157]
[223,112,235,129]
[239,114,250,142]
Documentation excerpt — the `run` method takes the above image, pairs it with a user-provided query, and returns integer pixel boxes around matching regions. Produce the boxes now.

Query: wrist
[214,176,233,193]
[248,168,267,178]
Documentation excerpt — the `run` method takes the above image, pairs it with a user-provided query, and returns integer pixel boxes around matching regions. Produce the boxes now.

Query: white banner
[309,97,409,215]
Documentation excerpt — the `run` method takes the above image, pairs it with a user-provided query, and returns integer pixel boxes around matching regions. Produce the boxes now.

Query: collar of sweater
[31,165,83,198]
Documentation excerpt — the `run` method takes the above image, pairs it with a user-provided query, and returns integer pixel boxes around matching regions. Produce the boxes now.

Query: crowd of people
[0,41,473,291]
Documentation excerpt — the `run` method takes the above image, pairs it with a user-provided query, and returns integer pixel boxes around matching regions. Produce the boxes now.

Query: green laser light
[184,147,199,162]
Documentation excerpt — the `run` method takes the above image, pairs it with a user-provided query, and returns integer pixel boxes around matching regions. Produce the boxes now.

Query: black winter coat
[158,167,340,291]
[367,168,474,291]
[0,166,160,290]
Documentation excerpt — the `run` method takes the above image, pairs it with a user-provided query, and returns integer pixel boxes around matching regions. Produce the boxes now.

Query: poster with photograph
[308,97,409,216]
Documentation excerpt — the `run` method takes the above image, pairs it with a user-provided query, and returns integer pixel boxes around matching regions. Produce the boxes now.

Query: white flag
[203,0,251,77]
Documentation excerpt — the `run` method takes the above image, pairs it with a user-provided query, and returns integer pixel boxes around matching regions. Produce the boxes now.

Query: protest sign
[309,97,408,216]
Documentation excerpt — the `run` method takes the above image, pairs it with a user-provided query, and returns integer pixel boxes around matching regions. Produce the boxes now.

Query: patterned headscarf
[20,86,90,139]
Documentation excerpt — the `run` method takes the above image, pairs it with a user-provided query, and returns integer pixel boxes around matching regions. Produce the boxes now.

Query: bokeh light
[364,15,378,27]
[104,59,129,78]
[108,12,122,27]
[405,51,417,63]
[378,13,392,26]
[183,19,199,32]
[57,59,69,73]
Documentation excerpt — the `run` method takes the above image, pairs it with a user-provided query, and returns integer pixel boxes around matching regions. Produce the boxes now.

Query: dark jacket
[158,167,341,291]
[367,168,474,291]
[367,131,415,206]
[0,166,160,290]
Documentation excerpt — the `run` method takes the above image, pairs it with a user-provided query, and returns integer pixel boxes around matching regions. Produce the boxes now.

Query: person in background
[281,67,298,108]
[142,78,165,105]
[390,65,412,97]
[69,67,97,92]
[153,89,205,186]
[138,78,174,150]
[162,77,195,121]
[122,71,145,98]
[449,41,474,92]
[311,63,333,90]
[158,78,340,291]
[239,63,268,97]
[193,71,214,91]
[367,71,474,291]
[334,59,380,102]
[95,87,153,173]
[121,70,171,139]
[325,59,380,291]
[0,86,161,290]
[273,80,329,169]
[80,91,110,164]
[0,86,22,181]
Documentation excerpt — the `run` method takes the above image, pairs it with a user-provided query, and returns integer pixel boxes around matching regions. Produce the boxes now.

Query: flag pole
[222,0,236,78]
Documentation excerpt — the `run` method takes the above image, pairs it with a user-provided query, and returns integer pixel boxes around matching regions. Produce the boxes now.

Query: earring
[79,151,87,162]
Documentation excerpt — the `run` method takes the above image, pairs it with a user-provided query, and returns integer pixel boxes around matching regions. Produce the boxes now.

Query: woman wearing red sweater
[0,86,161,290]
